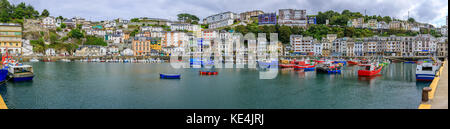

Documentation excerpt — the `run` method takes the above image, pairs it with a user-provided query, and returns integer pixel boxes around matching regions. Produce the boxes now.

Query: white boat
[29,58,39,62]
[60,59,71,62]
[6,63,34,82]
[416,59,440,81]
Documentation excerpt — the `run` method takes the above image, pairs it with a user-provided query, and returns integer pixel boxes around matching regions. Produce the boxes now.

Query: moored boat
[415,59,440,81]
[7,64,34,81]
[199,71,218,75]
[358,63,382,76]
[279,64,295,68]
[160,73,181,79]
[316,63,342,74]
[29,58,39,62]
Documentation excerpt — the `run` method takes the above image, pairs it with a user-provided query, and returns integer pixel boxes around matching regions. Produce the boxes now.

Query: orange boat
[358,64,383,76]
[199,71,218,75]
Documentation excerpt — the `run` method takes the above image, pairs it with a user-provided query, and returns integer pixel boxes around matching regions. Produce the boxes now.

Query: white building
[290,35,314,55]
[42,17,56,28]
[45,48,56,56]
[313,42,323,56]
[203,12,237,29]
[141,26,163,32]
[122,48,134,56]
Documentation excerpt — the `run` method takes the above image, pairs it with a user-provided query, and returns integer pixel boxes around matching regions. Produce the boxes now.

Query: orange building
[132,37,160,56]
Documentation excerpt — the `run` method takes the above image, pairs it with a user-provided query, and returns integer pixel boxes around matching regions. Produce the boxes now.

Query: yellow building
[0,23,22,55]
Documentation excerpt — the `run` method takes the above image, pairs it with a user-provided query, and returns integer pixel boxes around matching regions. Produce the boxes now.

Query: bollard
[422,87,432,102]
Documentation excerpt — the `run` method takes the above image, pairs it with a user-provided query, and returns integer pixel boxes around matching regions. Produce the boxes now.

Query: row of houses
[289,34,448,57]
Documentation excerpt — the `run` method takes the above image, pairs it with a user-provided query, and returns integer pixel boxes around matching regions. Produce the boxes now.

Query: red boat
[347,61,359,65]
[358,64,383,76]
[43,58,55,62]
[199,71,218,75]
[315,60,325,63]
[279,64,295,68]
[294,64,316,69]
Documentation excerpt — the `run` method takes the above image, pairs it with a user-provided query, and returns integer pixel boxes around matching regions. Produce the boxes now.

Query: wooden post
[422,87,432,102]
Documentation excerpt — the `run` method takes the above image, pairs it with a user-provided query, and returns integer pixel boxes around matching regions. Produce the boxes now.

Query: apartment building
[0,23,22,55]
[278,9,307,27]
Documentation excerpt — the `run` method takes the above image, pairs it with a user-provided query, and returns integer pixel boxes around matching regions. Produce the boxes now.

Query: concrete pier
[419,59,448,109]
[0,94,7,109]
[430,59,448,109]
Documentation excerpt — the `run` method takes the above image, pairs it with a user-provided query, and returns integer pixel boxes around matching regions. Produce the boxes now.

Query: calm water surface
[0,62,429,109]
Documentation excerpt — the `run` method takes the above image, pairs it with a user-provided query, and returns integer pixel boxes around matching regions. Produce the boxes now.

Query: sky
[9,0,449,27]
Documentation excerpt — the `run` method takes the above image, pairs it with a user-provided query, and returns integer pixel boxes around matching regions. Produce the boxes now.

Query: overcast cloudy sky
[9,0,448,27]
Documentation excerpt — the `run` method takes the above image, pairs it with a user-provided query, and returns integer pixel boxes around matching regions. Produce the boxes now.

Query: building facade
[258,13,277,25]
[0,23,22,55]
[278,9,307,27]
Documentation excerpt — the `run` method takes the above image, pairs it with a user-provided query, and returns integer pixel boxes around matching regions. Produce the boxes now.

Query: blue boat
[327,70,341,74]
[333,61,347,65]
[7,64,34,82]
[0,69,8,83]
[404,61,416,64]
[303,67,315,71]
[160,74,181,79]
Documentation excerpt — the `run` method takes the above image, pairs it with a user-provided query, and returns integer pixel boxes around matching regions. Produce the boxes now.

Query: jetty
[0,94,7,109]
[419,59,448,109]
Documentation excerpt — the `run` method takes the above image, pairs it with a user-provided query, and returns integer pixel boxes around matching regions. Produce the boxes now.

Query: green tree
[85,36,107,46]
[407,17,416,23]
[130,28,139,37]
[41,9,49,17]
[131,18,139,22]
[60,23,66,28]
[278,26,292,44]
[177,13,200,24]
[68,29,84,39]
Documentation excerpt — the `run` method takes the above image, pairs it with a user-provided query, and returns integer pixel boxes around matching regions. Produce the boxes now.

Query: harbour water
[0,62,429,109]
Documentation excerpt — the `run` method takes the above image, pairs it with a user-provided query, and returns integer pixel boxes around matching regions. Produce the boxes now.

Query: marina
[0,60,440,109]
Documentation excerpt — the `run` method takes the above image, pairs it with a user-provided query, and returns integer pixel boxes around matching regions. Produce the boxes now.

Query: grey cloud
[9,0,448,26]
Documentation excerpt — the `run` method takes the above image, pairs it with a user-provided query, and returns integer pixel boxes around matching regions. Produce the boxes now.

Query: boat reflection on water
[357,74,382,85]
[295,69,315,79]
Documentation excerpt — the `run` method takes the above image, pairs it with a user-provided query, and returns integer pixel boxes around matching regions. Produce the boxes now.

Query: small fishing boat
[29,58,39,62]
[199,71,218,75]
[279,64,295,68]
[60,59,71,62]
[43,58,54,62]
[358,63,383,76]
[333,60,347,65]
[294,59,316,70]
[347,59,359,65]
[294,64,316,69]
[160,73,181,79]
[316,63,342,74]
[7,64,34,81]
[416,59,440,81]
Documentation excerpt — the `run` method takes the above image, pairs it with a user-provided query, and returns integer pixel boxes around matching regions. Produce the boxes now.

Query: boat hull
[10,76,34,82]
[0,69,8,83]
[199,71,218,75]
[347,61,358,65]
[160,74,181,79]
[358,66,383,76]
[416,74,435,81]
[316,67,341,74]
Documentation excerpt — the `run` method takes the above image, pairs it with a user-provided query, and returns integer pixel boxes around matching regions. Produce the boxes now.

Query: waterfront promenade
[419,59,448,109]
[431,59,448,109]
